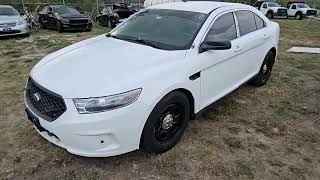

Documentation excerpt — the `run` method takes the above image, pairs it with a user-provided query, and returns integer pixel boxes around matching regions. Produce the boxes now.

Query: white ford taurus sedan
[25,1,280,157]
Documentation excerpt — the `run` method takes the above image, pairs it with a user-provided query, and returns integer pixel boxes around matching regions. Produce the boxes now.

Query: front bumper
[24,92,149,157]
[61,22,92,31]
[0,23,29,37]
[274,12,288,18]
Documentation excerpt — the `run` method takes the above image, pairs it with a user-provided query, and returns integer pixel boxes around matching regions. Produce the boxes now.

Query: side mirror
[199,41,232,53]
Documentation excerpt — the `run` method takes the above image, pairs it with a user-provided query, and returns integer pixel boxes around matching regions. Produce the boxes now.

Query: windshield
[268,3,281,7]
[297,4,309,8]
[0,7,19,16]
[54,6,80,15]
[110,9,208,50]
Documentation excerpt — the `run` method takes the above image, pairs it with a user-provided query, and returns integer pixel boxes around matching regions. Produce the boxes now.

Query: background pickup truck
[253,0,288,19]
[287,0,318,20]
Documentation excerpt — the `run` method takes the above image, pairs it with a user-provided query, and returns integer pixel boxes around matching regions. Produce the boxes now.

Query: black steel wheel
[250,51,275,86]
[140,91,190,153]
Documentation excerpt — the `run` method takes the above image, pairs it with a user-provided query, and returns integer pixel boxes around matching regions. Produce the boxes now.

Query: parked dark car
[96,3,134,28]
[129,5,144,13]
[38,5,92,33]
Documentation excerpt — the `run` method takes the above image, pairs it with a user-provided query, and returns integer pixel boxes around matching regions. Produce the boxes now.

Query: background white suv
[25,1,280,157]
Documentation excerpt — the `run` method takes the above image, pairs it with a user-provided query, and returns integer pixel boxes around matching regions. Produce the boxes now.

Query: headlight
[73,88,141,114]
[17,20,26,25]
[61,18,69,23]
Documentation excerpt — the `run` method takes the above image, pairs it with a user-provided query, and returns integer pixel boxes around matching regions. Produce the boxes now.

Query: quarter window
[235,11,257,36]
[253,13,265,30]
[205,12,237,42]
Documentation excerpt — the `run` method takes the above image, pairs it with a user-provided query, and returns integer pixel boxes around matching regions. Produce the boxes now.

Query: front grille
[69,19,88,24]
[306,10,317,16]
[0,30,21,35]
[0,23,16,28]
[277,9,287,13]
[26,78,66,122]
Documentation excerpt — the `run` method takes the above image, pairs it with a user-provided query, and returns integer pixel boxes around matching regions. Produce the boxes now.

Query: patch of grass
[235,160,254,179]
[254,142,270,150]
[228,126,241,134]
[224,137,243,149]
[267,159,286,167]
[4,50,21,58]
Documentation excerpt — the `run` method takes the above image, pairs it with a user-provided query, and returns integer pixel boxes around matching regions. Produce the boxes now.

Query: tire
[56,21,63,33]
[107,19,111,28]
[266,12,273,19]
[250,51,275,86]
[295,13,303,20]
[140,91,190,153]
[39,18,46,29]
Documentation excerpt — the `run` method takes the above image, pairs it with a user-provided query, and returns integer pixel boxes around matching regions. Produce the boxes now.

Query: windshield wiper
[106,33,163,49]
[129,37,163,49]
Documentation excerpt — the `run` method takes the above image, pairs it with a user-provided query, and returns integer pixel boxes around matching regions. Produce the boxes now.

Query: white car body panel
[25,2,280,157]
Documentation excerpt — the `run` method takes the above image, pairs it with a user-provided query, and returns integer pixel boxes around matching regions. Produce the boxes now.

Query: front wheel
[250,51,275,86]
[140,91,190,153]
[266,12,273,19]
[56,21,63,33]
[295,13,303,20]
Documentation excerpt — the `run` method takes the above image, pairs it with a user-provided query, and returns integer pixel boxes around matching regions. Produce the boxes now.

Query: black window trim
[234,10,267,38]
[200,10,239,45]
[197,8,267,51]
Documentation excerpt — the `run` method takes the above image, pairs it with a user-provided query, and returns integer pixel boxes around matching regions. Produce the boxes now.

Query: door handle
[234,45,242,52]
[263,34,269,39]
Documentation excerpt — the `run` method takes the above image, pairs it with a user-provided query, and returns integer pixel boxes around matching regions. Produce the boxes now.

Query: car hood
[30,35,186,98]
[270,7,288,11]
[299,8,317,12]
[0,15,24,23]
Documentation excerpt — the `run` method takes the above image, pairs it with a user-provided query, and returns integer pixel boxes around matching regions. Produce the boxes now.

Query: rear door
[234,10,269,77]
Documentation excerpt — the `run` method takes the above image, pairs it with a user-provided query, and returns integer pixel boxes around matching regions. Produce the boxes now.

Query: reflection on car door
[197,12,244,108]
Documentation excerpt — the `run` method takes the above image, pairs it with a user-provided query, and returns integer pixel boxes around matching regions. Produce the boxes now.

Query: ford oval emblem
[33,92,41,102]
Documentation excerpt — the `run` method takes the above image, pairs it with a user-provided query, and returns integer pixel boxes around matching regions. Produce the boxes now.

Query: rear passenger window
[205,12,237,42]
[253,13,265,30]
[235,11,256,36]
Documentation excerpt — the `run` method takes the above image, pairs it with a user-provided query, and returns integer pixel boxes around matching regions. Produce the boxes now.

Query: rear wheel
[250,51,275,86]
[140,91,190,153]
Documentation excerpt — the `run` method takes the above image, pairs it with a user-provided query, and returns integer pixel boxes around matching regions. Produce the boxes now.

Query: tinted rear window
[235,11,257,36]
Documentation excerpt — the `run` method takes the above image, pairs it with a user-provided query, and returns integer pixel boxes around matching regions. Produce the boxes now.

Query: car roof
[49,5,71,8]
[148,1,250,14]
[0,5,15,8]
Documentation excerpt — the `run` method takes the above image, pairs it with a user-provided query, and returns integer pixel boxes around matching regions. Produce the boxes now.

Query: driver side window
[292,5,296,9]
[205,12,237,42]
[262,4,268,8]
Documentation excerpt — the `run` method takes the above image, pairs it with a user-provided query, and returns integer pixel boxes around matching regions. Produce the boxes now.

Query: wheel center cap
[263,64,268,73]
[162,114,174,130]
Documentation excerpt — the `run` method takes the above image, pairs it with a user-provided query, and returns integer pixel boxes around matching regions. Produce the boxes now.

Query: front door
[197,12,243,108]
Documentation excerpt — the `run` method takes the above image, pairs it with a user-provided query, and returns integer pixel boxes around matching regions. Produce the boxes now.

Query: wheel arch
[295,11,303,16]
[268,47,277,64]
[138,87,196,149]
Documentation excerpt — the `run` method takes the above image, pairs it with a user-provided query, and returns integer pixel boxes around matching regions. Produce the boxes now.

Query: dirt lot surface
[0,20,320,180]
